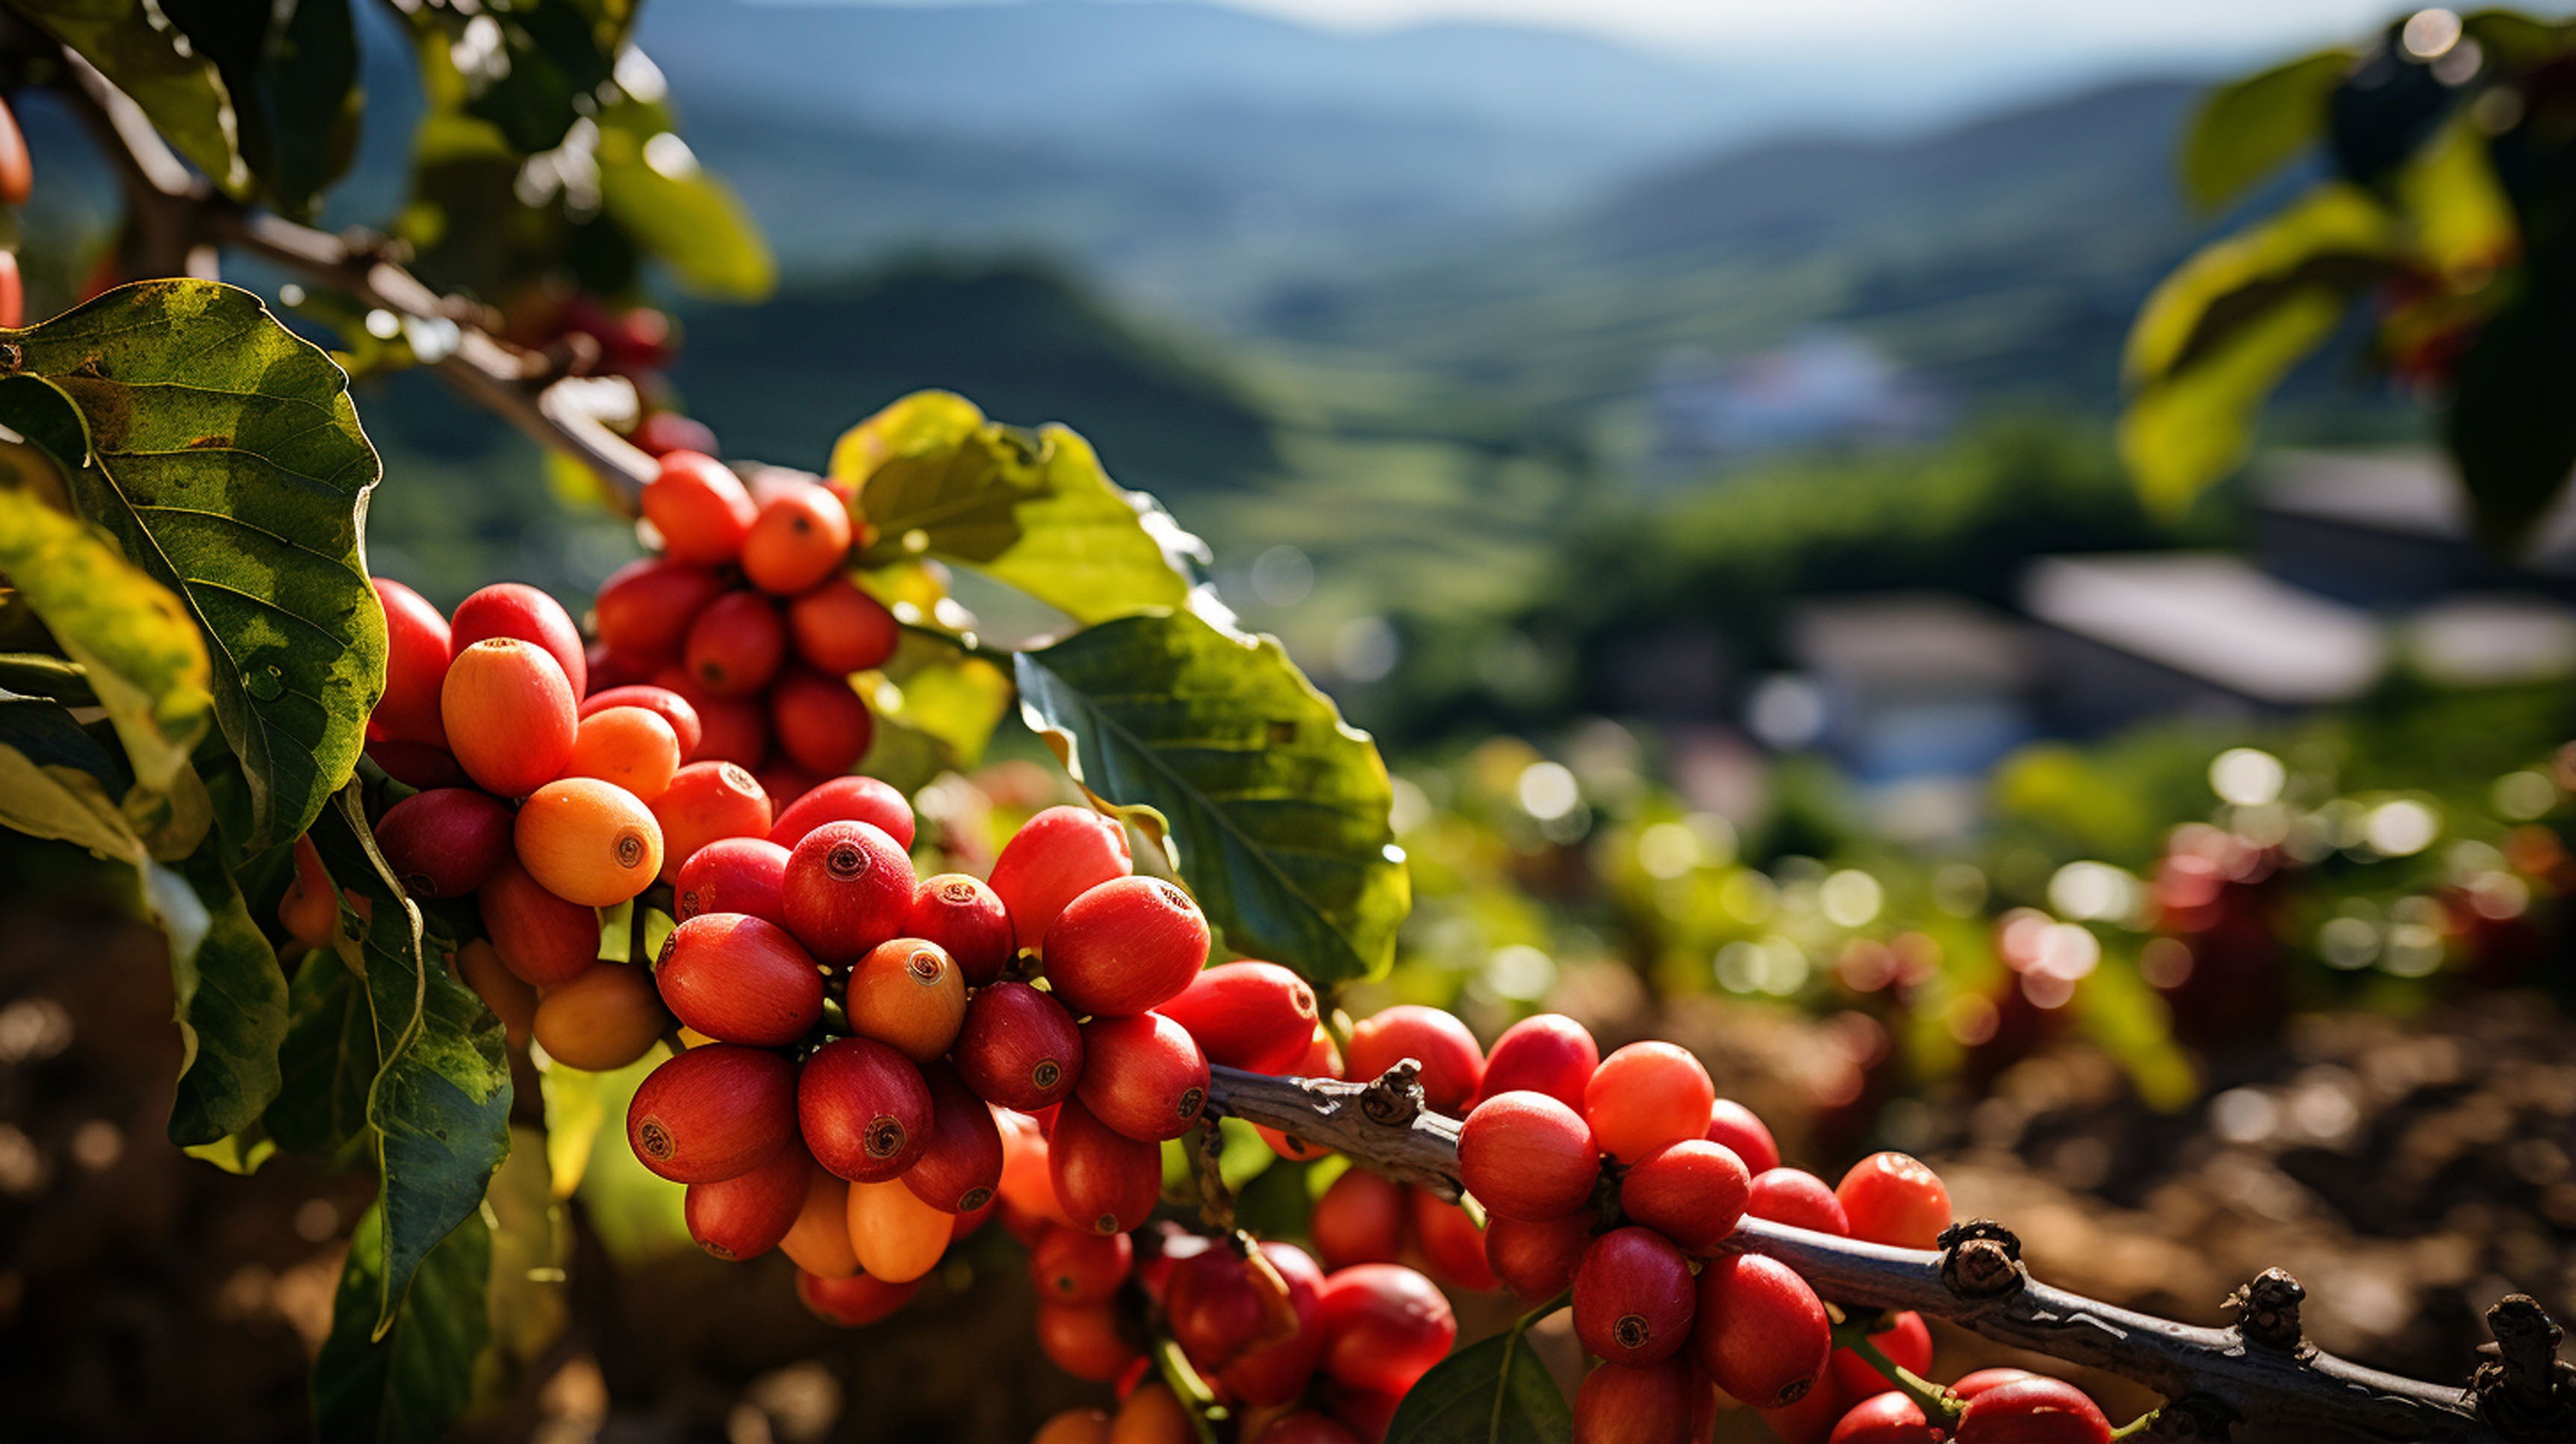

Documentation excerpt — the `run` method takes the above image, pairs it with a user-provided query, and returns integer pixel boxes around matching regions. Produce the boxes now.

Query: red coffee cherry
[786,575,901,673]
[644,450,757,565]
[770,665,874,774]
[1747,1167,1852,1236]
[450,581,586,698]
[770,774,916,850]
[1584,1042,1715,1164]
[782,819,915,962]
[1573,1227,1694,1366]
[847,1175,953,1282]
[954,980,1083,1110]
[779,1167,859,1279]
[903,873,1013,986]
[367,739,467,790]
[1251,1413,1362,1444]
[1953,1377,2113,1444]
[1689,1253,1830,1407]
[1620,1139,1752,1254]
[1484,1210,1596,1301]
[1829,1310,1933,1401]
[594,558,726,664]
[1407,1187,1499,1292]
[988,805,1132,953]
[1048,1096,1163,1235]
[899,1062,1004,1213]
[1951,1368,2039,1400]
[1315,1263,1457,1398]
[1831,1392,1940,1444]
[565,705,683,802]
[532,962,667,1071]
[1216,1242,1327,1408]
[1706,1097,1782,1175]
[797,1269,921,1328]
[1836,1152,1953,1250]
[477,856,599,988]
[581,684,704,759]
[442,638,577,797]
[1029,1225,1133,1304]
[1310,1166,1406,1271]
[626,1044,797,1183]
[755,760,821,812]
[798,1036,931,1182]
[1074,1011,1210,1142]
[648,760,774,885]
[1036,1298,1142,1383]
[679,685,770,769]
[1345,1005,1484,1114]
[684,1141,810,1261]
[675,836,789,924]
[655,912,824,1046]
[453,940,535,1048]
[685,591,786,698]
[741,484,854,595]
[1042,877,1210,1018]
[1757,1379,1847,1444]
[1156,961,1320,1074]
[276,833,337,948]
[370,578,451,745]
[1458,1090,1600,1222]
[1477,1012,1599,1111]
[1167,1245,1291,1374]
[844,937,966,1062]
[515,778,663,906]
[998,1112,1074,1236]
[1572,1357,1701,1444]
[374,787,511,898]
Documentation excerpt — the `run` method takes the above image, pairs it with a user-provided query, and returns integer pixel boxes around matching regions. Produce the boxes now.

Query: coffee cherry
[783,819,915,962]
[1048,1096,1162,1235]
[1043,877,1209,1018]
[594,558,726,664]
[1458,1090,1600,1221]
[1829,1310,1933,1401]
[1953,1378,2112,1444]
[1747,1168,1851,1236]
[627,1043,797,1183]
[741,485,854,594]
[1030,1224,1133,1304]
[564,705,682,802]
[1346,1005,1484,1114]
[1167,1245,1292,1373]
[1573,1227,1694,1366]
[1706,1098,1782,1175]
[797,1269,921,1328]
[998,1114,1076,1233]
[1035,1299,1141,1383]
[1310,1166,1405,1271]
[755,761,823,812]
[799,1036,930,1182]
[1585,1042,1715,1164]
[367,739,468,791]
[780,1166,859,1277]
[1950,1368,2038,1400]
[1407,1187,1499,1292]
[770,665,874,774]
[675,836,789,924]
[1830,1392,1938,1444]
[276,833,339,947]
[1032,1408,1113,1444]
[1836,1152,1952,1250]
[452,939,535,1046]
[442,638,577,797]
[846,1176,951,1283]
[786,575,900,673]
[677,684,770,768]
[845,937,967,1062]
[650,761,773,886]
[581,684,704,759]
[1074,1012,1209,1142]
[450,582,586,698]
[643,451,757,564]
[900,1062,1004,1213]
[1484,1211,1596,1300]
[771,774,918,851]
[1476,1012,1599,1111]
[903,873,1012,986]
[515,778,662,906]
[1689,1253,1830,1408]
[685,591,786,697]
[1315,1263,1456,1398]
[1156,961,1319,1074]
[1759,1379,1849,1444]
[953,981,1084,1110]
[1572,1357,1700,1444]
[370,578,452,745]
[1219,1242,1328,1408]
[1111,1381,1195,1444]
[655,912,824,1045]
[478,856,600,987]
[684,1141,810,1260]
[532,962,668,1070]
[1620,1139,1752,1254]
[989,805,1133,953]
[1251,1413,1361,1444]
[375,788,511,898]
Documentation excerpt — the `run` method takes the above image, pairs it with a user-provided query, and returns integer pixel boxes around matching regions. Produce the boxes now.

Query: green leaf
[834,392,1198,625]
[475,1124,570,1400]
[0,688,147,860]
[2445,253,2576,548]
[163,0,361,219]
[1384,1326,1569,1444]
[312,1200,491,1444]
[856,628,1014,794]
[0,280,388,853]
[265,944,374,1160]
[400,0,622,155]
[1014,609,1410,983]
[166,841,288,1145]
[7,0,252,197]
[596,94,774,302]
[2180,49,2351,212]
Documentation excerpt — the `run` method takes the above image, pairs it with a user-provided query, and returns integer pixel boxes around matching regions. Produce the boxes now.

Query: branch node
[2146,1394,2241,1440]
[2227,1267,2310,1356]
[1936,1219,2026,1299]
[2473,1295,2576,1440]
[1357,1060,1425,1128]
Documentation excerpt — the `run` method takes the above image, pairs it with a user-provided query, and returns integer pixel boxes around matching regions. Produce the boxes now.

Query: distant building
[1784,593,2035,783]
[1649,329,1944,471]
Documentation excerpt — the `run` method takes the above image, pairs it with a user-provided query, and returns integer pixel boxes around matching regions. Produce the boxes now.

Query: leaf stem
[1152,1335,1222,1444]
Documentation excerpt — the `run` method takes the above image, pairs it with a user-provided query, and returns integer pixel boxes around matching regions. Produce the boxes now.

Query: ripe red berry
[1572,1227,1694,1366]
[280,834,333,947]
[367,739,467,790]
[1042,877,1210,1018]
[684,591,786,698]
[786,575,901,673]
[953,980,1085,1110]
[1830,1392,1939,1444]
[1167,1245,1292,1374]
[1030,1225,1133,1304]
[1345,1005,1484,1113]
[370,578,450,745]
[770,774,916,851]
[755,760,821,811]
[450,582,586,698]
[1075,1011,1210,1142]
[780,1168,859,1279]
[674,836,788,924]
[1035,1299,1141,1382]
[1484,1211,1596,1301]
[594,557,726,664]
[1620,1139,1752,1254]
[566,704,683,802]
[1251,1413,1363,1444]
[1407,1187,1499,1292]
[643,450,757,565]
[1829,1310,1933,1401]
[903,873,1012,986]
[582,684,703,757]
[1953,1377,2112,1444]
[741,484,854,595]
[1689,1253,1830,1407]
[1572,1357,1701,1444]
[1217,1242,1327,1407]
[844,937,967,1062]
[899,1062,1004,1213]
[1477,1012,1599,1110]
[649,760,774,885]
[374,787,511,898]
[1457,1090,1600,1222]
[1315,1263,1456,1398]
[1836,1152,1953,1250]
[683,1141,810,1261]
[797,1269,921,1328]
[782,819,915,962]
[477,856,599,988]
[1747,1168,1852,1236]
[626,1044,798,1183]
[1585,1042,1715,1164]
[1048,1096,1163,1235]
[655,912,824,1046]
[1156,961,1319,1074]
[680,687,770,768]
[1706,1097,1782,1175]
[769,665,874,774]
[1310,1166,1406,1271]
[441,638,577,797]
[798,1036,931,1182]
[988,805,1132,953]
[1951,1368,2038,1400]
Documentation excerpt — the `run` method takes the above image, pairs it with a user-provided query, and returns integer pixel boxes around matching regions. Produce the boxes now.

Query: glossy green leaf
[856,628,1014,794]
[265,944,373,1160]
[163,0,361,219]
[596,96,775,301]
[2180,49,2351,212]
[7,0,252,197]
[166,841,289,1145]
[0,688,146,860]
[1384,1326,1569,1444]
[312,1199,491,1444]
[0,280,388,853]
[399,0,621,155]
[1015,609,1410,983]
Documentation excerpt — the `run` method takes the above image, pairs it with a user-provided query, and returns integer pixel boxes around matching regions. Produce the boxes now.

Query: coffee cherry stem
[1830,1310,1959,1425]
[1148,1334,1223,1444]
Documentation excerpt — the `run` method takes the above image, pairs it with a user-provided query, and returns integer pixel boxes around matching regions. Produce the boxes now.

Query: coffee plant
[0,2,2570,1441]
